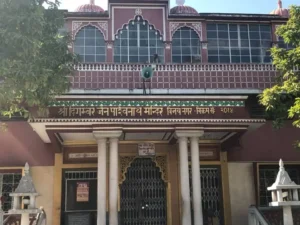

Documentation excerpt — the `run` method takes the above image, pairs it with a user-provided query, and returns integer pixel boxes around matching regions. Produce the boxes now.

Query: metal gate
[189,166,223,225]
[120,158,167,225]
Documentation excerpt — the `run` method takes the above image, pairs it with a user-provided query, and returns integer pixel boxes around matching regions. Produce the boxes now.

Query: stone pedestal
[283,206,293,225]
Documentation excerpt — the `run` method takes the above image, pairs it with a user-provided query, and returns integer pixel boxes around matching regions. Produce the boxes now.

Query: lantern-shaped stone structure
[267,159,300,225]
[8,163,40,225]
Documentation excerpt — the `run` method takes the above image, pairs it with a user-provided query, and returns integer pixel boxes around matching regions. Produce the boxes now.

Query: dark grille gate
[120,158,167,225]
[189,166,223,225]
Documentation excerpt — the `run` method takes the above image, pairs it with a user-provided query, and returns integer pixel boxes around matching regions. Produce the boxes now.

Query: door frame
[119,152,171,225]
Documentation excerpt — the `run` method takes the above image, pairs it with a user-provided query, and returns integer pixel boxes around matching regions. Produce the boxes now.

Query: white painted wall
[31,166,54,225]
[228,163,256,225]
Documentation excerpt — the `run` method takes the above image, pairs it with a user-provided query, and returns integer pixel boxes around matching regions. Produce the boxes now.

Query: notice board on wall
[76,182,89,202]
[66,213,91,225]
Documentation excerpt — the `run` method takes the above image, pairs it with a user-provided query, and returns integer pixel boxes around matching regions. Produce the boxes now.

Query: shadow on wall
[228,121,300,162]
[0,121,54,167]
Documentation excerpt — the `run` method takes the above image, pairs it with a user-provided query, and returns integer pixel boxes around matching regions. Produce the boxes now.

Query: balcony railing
[74,63,279,72]
[70,63,300,92]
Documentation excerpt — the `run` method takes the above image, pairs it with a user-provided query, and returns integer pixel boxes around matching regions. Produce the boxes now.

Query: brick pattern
[70,64,279,90]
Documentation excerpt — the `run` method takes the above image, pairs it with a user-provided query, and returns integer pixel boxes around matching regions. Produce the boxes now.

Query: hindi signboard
[138,143,155,156]
[47,100,247,119]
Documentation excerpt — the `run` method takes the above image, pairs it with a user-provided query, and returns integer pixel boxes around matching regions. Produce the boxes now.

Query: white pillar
[283,206,294,225]
[109,134,121,225]
[93,135,107,225]
[176,132,192,225]
[94,130,122,225]
[21,213,30,225]
[190,136,204,225]
[29,196,36,209]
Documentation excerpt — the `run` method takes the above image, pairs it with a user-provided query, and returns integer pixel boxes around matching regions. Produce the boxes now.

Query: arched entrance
[120,158,167,225]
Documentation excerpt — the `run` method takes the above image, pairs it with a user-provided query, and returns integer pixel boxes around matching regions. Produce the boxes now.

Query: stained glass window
[207,23,272,63]
[114,16,164,63]
[74,26,106,63]
[0,173,22,212]
[172,27,201,63]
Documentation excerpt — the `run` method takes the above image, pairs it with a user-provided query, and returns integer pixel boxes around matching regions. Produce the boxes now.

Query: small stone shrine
[8,162,40,225]
[268,159,300,225]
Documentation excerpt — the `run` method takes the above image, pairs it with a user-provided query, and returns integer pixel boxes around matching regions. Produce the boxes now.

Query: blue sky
[59,0,298,14]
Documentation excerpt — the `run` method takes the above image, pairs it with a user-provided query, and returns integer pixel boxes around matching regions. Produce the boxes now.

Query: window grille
[277,36,294,50]
[207,23,272,63]
[114,16,164,63]
[172,27,201,63]
[189,166,223,225]
[0,173,22,212]
[74,26,106,63]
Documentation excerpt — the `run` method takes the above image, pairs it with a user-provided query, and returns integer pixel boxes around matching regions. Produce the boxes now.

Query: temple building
[1,0,300,225]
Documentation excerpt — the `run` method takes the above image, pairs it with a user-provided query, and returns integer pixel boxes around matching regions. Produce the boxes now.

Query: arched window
[114,16,164,63]
[172,27,201,63]
[74,26,106,62]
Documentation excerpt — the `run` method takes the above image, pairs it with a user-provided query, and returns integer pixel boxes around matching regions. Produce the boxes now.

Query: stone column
[109,132,122,225]
[93,134,107,225]
[93,131,122,225]
[175,131,192,225]
[21,213,30,225]
[190,131,204,225]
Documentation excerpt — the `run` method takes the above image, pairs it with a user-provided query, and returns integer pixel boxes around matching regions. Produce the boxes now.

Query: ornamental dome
[76,0,104,13]
[270,0,289,17]
[170,0,198,15]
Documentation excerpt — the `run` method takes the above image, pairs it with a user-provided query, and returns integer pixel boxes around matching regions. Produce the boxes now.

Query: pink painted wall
[0,122,54,166]
[228,121,300,162]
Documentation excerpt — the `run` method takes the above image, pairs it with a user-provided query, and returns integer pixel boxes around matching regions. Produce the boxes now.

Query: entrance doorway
[120,158,167,225]
[189,166,224,225]
[61,169,98,225]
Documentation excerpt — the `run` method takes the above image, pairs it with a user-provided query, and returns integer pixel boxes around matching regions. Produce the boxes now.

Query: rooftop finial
[90,0,95,5]
[24,162,30,175]
[279,159,284,170]
[278,0,283,9]
[176,0,185,6]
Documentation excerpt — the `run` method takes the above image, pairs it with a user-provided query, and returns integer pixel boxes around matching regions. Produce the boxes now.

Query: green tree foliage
[0,0,76,118]
[260,6,300,138]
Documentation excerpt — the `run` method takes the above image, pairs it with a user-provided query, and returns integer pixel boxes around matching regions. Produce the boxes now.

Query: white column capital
[93,130,123,140]
[175,130,204,138]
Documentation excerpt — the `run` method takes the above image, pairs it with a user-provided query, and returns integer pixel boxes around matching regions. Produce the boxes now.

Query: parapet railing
[74,63,280,72]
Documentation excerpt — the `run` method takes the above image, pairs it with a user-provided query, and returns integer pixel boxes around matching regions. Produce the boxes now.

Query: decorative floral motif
[169,22,180,34]
[201,42,208,49]
[49,100,245,107]
[30,118,266,123]
[72,21,108,40]
[119,156,168,184]
[135,8,142,15]
[106,41,113,49]
[98,22,108,32]
[192,23,202,33]
[153,156,168,182]
[72,22,83,32]
[164,42,171,49]
[119,156,136,184]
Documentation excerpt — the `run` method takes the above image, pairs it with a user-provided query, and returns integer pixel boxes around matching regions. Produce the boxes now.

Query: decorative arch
[119,155,168,184]
[114,15,164,63]
[114,15,163,40]
[171,26,201,63]
[72,21,108,40]
[169,22,202,41]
